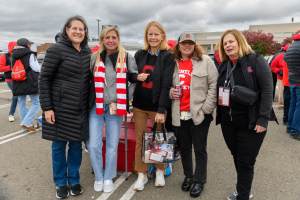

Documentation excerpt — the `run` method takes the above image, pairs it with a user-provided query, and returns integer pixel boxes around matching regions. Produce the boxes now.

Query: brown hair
[219,29,254,62]
[61,15,89,47]
[171,42,205,61]
[142,21,169,51]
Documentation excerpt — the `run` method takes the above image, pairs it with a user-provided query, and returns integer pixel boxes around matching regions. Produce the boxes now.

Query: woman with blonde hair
[216,29,275,200]
[132,21,175,191]
[87,25,138,193]
[170,32,218,197]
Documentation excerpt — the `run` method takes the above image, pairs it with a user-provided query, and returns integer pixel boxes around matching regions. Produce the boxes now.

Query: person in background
[87,25,138,193]
[214,41,221,69]
[170,32,218,198]
[11,38,40,131]
[281,44,291,126]
[132,21,175,191]
[216,29,274,200]
[269,47,284,101]
[270,47,285,109]
[285,34,300,140]
[166,40,180,161]
[55,32,61,43]
[39,15,91,199]
[0,41,18,122]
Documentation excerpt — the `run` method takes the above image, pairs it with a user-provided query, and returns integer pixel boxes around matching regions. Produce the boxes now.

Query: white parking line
[119,182,137,200]
[0,90,10,93]
[0,103,11,109]
[0,82,8,85]
[0,128,41,145]
[0,130,24,140]
[97,172,132,200]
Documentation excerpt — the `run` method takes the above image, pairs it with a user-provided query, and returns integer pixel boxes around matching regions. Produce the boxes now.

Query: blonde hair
[219,29,254,62]
[92,27,126,75]
[214,41,220,51]
[142,21,169,51]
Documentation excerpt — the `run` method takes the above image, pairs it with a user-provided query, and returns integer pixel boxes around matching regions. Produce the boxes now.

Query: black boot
[182,177,193,191]
[190,182,204,197]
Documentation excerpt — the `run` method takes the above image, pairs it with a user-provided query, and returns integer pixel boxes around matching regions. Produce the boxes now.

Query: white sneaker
[103,180,113,193]
[9,115,14,122]
[133,172,148,191]
[94,179,103,192]
[155,169,165,187]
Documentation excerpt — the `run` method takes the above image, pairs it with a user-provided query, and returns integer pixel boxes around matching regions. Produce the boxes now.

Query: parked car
[37,52,46,68]
[208,53,215,60]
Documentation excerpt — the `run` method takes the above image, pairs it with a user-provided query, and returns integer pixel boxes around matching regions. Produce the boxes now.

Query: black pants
[272,72,277,101]
[177,114,212,184]
[221,117,266,200]
[283,86,291,123]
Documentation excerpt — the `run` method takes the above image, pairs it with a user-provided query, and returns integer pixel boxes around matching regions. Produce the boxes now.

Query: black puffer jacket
[39,37,92,141]
[11,48,39,96]
[285,39,300,84]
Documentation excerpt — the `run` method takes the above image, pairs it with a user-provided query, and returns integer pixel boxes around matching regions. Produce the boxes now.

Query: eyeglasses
[102,25,118,29]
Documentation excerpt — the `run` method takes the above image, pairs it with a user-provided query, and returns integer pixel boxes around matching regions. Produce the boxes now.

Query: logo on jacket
[247,66,253,73]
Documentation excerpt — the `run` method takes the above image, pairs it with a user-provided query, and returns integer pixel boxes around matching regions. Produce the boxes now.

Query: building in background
[176,22,300,54]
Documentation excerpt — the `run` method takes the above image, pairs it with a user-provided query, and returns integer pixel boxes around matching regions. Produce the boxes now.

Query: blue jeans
[18,94,40,127]
[6,82,18,116]
[287,84,300,134]
[52,141,82,186]
[86,104,123,181]
[283,86,291,122]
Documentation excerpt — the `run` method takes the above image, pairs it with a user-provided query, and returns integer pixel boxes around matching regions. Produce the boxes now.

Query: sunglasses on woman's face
[102,25,118,29]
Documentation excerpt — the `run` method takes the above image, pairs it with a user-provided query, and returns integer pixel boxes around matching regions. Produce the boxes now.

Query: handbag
[104,78,117,115]
[228,62,258,106]
[142,122,175,164]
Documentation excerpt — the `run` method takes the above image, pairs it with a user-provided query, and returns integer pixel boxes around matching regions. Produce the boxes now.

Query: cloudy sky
[1,0,300,51]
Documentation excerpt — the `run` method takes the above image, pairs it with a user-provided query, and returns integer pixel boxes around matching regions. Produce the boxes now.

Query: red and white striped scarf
[94,56,127,115]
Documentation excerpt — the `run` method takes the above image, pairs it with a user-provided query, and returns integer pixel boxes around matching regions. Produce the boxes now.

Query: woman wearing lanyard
[87,25,138,193]
[216,29,274,200]
[132,21,175,191]
[170,32,218,197]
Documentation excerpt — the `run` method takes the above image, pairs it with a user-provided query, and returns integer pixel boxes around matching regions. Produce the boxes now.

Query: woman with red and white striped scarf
[87,25,138,193]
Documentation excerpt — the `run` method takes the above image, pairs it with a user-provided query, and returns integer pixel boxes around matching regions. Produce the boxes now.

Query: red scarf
[94,56,127,115]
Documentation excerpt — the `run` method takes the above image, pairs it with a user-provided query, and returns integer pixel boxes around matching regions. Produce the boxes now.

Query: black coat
[39,37,92,141]
[11,48,39,96]
[285,39,300,84]
[216,53,276,129]
[133,49,175,114]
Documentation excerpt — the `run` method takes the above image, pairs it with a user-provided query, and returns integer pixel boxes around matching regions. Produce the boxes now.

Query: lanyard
[225,61,237,87]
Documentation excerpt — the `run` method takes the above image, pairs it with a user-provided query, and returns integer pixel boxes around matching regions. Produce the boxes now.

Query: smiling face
[66,20,85,48]
[147,26,164,50]
[101,30,120,55]
[223,33,239,60]
[179,40,195,59]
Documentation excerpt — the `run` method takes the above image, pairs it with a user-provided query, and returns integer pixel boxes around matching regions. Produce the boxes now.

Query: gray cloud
[1,0,300,50]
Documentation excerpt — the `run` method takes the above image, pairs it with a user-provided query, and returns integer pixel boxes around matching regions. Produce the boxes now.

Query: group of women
[37,15,273,200]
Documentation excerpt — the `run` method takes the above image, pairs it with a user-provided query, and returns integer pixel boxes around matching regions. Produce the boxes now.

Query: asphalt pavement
[0,79,299,200]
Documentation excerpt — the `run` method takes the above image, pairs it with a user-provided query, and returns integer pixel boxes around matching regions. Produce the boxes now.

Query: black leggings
[177,114,213,184]
[221,117,266,200]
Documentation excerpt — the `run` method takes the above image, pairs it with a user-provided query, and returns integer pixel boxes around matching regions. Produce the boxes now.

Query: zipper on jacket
[79,51,83,139]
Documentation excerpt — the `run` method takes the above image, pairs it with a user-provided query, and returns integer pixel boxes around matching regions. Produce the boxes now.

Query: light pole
[96,19,101,41]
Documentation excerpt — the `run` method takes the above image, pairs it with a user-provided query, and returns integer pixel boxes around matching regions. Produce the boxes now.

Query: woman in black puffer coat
[39,15,91,198]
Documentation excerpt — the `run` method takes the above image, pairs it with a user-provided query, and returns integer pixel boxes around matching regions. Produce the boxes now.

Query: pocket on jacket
[192,72,207,90]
